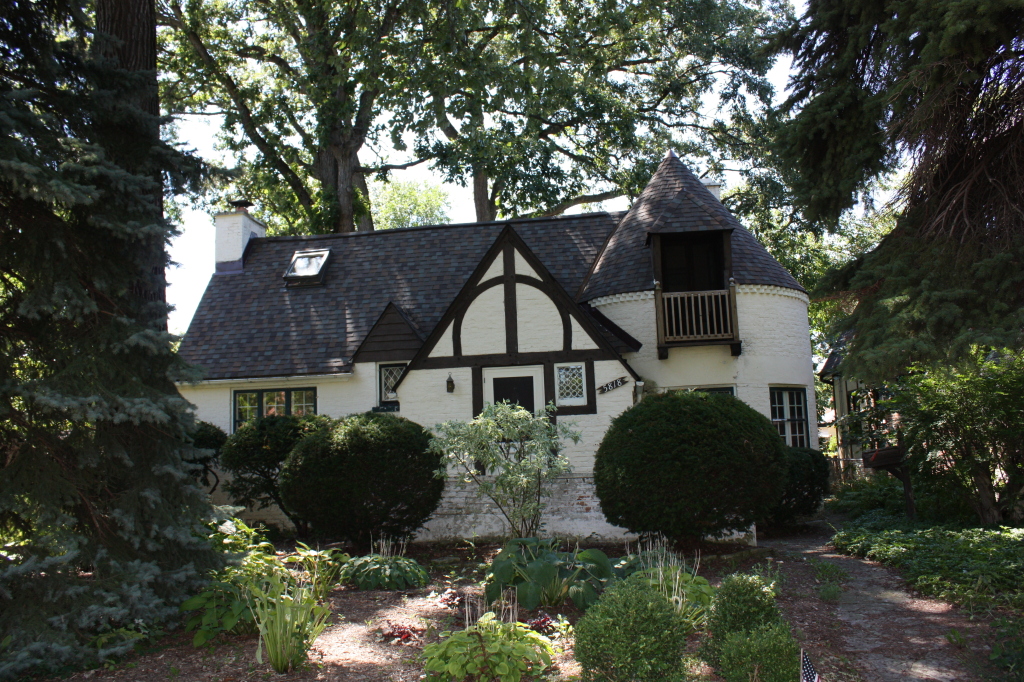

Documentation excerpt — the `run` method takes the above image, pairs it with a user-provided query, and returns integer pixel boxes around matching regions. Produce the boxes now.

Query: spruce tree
[0,0,219,676]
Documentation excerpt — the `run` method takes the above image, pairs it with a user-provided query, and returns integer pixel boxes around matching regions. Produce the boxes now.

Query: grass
[832,510,1024,611]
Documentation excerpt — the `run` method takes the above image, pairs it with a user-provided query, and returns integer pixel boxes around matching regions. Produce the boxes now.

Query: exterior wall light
[446,373,455,393]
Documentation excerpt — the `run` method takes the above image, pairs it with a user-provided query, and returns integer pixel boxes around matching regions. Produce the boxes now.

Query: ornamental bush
[718,621,799,682]
[594,391,788,541]
[219,415,328,532]
[574,575,690,682]
[278,413,443,548]
[701,573,781,665]
[767,447,831,526]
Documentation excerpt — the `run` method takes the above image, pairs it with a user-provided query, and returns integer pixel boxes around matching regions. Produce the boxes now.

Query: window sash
[770,387,809,448]
[233,388,316,431]
[379,364,406,405]
[554,363,586,406]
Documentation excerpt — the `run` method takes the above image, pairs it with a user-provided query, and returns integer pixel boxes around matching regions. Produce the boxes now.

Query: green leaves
[484,538,612,610]
[430,402,578,538]
[341,554,430,591]
[423,612,554,682]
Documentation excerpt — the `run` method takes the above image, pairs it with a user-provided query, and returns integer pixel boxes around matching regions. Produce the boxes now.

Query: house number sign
[597,377,629,394]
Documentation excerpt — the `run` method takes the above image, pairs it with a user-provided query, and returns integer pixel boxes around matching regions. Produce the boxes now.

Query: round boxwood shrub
[718,621,799,682]
[767,447,831,526]
[278,413,443,548]
[701,573,781,665]
[594,391,788,541]
[220,415,328,532]
[574,574,688,682]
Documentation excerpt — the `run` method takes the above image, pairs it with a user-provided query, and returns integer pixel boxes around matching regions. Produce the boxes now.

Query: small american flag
[801,649,820,682]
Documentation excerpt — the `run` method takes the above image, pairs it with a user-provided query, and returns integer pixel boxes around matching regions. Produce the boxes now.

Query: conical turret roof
[579,152,803,301]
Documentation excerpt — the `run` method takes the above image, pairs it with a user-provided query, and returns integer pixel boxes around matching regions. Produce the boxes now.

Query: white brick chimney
[701,177,722,200]
[214,206,266,272]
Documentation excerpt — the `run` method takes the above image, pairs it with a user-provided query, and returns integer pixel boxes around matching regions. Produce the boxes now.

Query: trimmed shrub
[220,415,328,531]
[768,447,830,525]
[594,391,788,541]
[574,575,689,682]
[701,573,781,665]
[278,413,443,548]
[189,420,228,491]
[718,622,799,682]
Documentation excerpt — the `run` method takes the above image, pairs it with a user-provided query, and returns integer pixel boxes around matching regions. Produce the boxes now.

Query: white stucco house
[178,152,816,539]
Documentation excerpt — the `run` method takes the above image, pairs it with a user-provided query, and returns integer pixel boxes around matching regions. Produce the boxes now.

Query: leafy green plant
[181,521,279,646]
[701,573,781,665]
[614,540,714,632]
[818,583,843,602]
[431,402,579,538]
[484,538,613,610]
[574,575,689,682]
[718,621,799,682]
[284,543,349,602]
[423,612,554,682]
[832,511,1024,609]
[342,554,430,591]
[991,616,1024,681]
[810,558,848,584]
[248,569,332,673]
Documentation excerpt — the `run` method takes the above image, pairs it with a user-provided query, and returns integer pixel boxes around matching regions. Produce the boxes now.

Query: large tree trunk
[316,144,374,233]
[971,461,1002,525]
[473,170,497,222]
[353,168,374,232]
[96,0,166,320]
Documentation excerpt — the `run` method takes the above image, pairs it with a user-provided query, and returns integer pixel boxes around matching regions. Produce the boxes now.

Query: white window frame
[553,362,587,406]
[770,386,810,448]
[482,365,545,413]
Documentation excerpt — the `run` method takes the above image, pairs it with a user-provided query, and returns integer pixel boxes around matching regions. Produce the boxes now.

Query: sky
[165,55,797,336]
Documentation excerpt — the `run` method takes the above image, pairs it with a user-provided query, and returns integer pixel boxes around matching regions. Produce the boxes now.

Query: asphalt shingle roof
[181,154,804,381]
[579,152,804,301]
[180,214,619,379]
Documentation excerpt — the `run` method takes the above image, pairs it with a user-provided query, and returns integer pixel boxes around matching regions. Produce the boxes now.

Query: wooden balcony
[656,284,741,357]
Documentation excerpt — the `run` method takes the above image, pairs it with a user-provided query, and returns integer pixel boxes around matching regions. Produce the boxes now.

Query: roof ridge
[257,210,625,242]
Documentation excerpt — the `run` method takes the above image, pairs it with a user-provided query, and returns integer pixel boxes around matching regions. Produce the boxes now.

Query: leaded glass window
[379,364,406,406]
[555,363,586,406]
[770,387,809,448]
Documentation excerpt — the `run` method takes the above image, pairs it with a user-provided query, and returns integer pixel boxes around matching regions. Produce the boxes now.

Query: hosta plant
[423,613,554,682]
[284,543,349,602]
[485,538,613,610]
[342,554,430,590]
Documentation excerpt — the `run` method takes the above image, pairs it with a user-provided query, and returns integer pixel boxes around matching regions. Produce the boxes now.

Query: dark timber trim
[395,224,639,390]
[503,244,518,355]
[472,366,483,416]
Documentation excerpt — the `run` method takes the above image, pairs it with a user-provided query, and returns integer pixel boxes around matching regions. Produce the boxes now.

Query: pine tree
[0,0,219,676]
[774,0,1024,380]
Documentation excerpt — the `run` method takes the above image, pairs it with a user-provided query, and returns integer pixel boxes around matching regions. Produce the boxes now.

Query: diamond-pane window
[555,364,586,406]
[379,364,405,405]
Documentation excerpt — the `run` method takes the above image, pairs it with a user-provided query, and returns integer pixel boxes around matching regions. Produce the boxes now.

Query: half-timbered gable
[177,151,817,539]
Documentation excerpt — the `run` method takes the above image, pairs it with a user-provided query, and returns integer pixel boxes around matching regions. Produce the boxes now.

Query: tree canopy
[774,0,1024,380]
[369,180,450,230]
[159,0,787,233]
[0,0,217,673]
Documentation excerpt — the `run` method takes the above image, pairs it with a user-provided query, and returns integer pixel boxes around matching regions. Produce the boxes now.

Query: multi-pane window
[770,387,809,448]
[378,364,406,408]
[555,363,586,406]
[233,388,316,431]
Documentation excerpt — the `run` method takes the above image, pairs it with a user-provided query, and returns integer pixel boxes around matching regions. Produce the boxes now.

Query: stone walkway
[761,528,994,682]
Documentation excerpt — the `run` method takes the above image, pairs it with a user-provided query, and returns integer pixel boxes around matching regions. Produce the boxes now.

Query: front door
[492,376,536,413]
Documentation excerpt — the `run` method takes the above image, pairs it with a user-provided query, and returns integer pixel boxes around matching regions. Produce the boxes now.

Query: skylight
[284,249,330,284]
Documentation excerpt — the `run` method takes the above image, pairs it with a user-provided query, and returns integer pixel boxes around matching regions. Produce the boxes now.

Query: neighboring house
[178,151,816,539]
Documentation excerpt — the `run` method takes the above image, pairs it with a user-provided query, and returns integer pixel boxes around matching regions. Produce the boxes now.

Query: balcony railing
[657,286,737,344]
